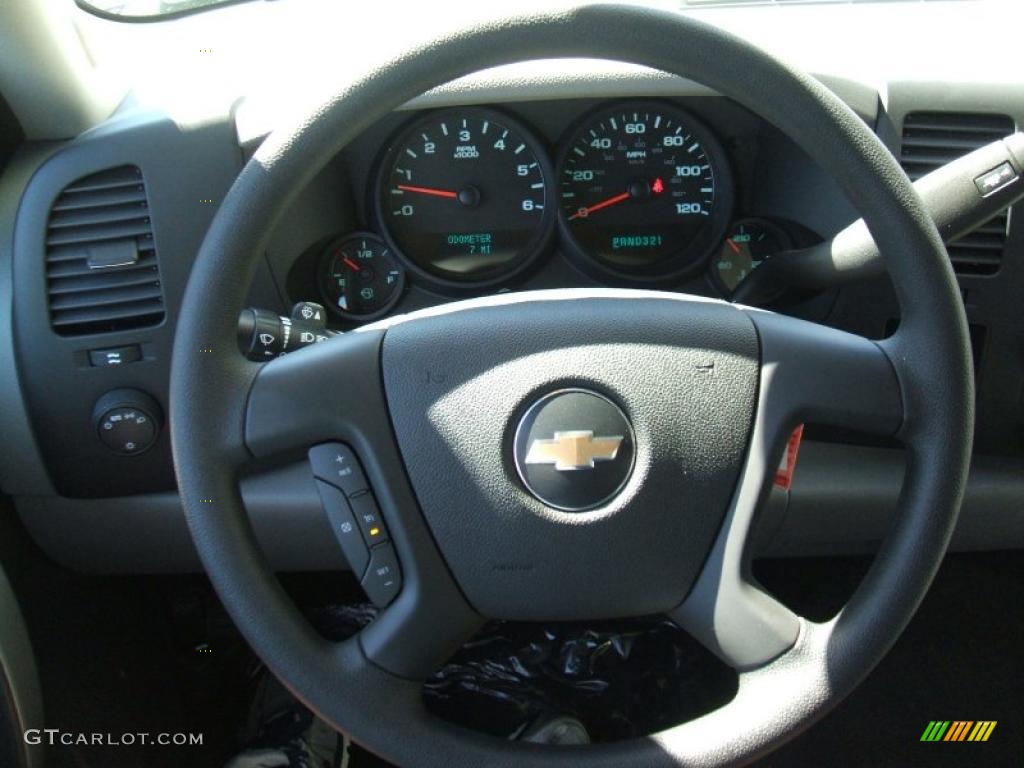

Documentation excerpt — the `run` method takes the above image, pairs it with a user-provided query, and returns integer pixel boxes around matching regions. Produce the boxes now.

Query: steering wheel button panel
[361,543,402,607]
[349,491,391,546]
[314,480,370,578]
[308,443,369,497]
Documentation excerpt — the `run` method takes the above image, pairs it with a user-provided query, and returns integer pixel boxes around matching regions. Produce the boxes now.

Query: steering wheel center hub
[381,293,759,621]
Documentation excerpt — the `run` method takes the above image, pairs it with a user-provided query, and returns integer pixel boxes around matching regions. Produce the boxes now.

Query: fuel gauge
[711,218,792,294]
[319,233,405,320]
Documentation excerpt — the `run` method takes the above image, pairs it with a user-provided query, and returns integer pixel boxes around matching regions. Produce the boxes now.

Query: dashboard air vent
[45,165,164,336]
[900,111,1015,275]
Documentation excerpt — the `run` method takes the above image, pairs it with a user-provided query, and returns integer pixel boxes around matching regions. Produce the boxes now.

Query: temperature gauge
[318,233,405,320]
[711,218,792,294]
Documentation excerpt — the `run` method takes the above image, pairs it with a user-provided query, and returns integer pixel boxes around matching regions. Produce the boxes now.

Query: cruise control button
[314,480,369,578]
[974,161,1018,196]
[308,443,368,497]
[361,542,401,607]
[349,491,390,546]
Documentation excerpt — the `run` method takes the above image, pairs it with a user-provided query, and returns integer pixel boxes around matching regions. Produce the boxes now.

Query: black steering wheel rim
[170,5,973,766]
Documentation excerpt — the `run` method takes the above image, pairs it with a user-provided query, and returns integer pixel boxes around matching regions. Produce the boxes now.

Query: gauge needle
[569,191,631,220]
[396,184,458,199]
[725,238,742,255]
[343,256,361,271]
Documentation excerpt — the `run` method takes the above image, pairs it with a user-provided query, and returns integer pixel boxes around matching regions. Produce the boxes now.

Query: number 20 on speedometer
[557,102,733,281]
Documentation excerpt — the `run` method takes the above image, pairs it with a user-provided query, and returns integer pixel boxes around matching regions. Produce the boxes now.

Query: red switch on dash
[774,425,804,490]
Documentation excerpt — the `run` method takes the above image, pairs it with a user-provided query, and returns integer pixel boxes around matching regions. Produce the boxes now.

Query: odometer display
[376,109,554,285]
[558,102,732,280]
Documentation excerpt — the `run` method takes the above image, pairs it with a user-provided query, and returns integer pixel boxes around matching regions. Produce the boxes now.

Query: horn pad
[381,292,759,620]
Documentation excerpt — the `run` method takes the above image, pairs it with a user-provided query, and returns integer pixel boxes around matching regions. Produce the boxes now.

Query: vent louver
[45,165,164,336]
[900,112,1015,275]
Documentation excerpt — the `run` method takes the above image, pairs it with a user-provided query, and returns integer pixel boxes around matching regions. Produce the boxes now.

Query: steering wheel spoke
[244,328,482,679]
[669,352,801,670]
[672,309,903,670]
[745,308,904,440]
[245,329,385,460]
[359,594,485,681]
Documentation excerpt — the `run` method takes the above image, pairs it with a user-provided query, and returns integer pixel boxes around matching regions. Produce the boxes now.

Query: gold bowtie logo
[524,430,624,471]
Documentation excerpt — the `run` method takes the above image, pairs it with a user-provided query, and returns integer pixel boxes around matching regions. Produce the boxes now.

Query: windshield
[76,0,961,21]
[77,0,245,19]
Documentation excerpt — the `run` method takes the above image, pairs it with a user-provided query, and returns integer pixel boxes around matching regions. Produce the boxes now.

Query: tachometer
[557,102,732,281]
[375,108,554,286]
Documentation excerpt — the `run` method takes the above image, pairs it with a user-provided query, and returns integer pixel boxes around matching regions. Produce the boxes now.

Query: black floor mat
[0,504,253,768]
[756,551,1023,767]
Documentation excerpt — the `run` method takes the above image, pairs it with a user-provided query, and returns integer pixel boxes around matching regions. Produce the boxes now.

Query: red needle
[343,257,361,271]
[569,191,631,220]
[726,238,742,255]
[397,184,458,199]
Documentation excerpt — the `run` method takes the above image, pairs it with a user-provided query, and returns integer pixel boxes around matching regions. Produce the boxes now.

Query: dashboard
[2,67,1023,574]
[279,95,835,337]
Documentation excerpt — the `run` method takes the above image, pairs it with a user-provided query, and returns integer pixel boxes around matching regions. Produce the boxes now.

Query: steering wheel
[171,5,973,765]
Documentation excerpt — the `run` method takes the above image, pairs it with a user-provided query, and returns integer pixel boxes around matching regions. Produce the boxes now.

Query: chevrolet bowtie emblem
[524,430,624,471]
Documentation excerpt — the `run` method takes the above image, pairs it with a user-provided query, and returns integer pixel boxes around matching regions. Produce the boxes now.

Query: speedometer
[557,102,732,281]
[375,108,554,287]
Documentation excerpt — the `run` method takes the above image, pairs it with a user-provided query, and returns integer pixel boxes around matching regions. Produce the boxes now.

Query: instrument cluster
[301,100,814,322]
